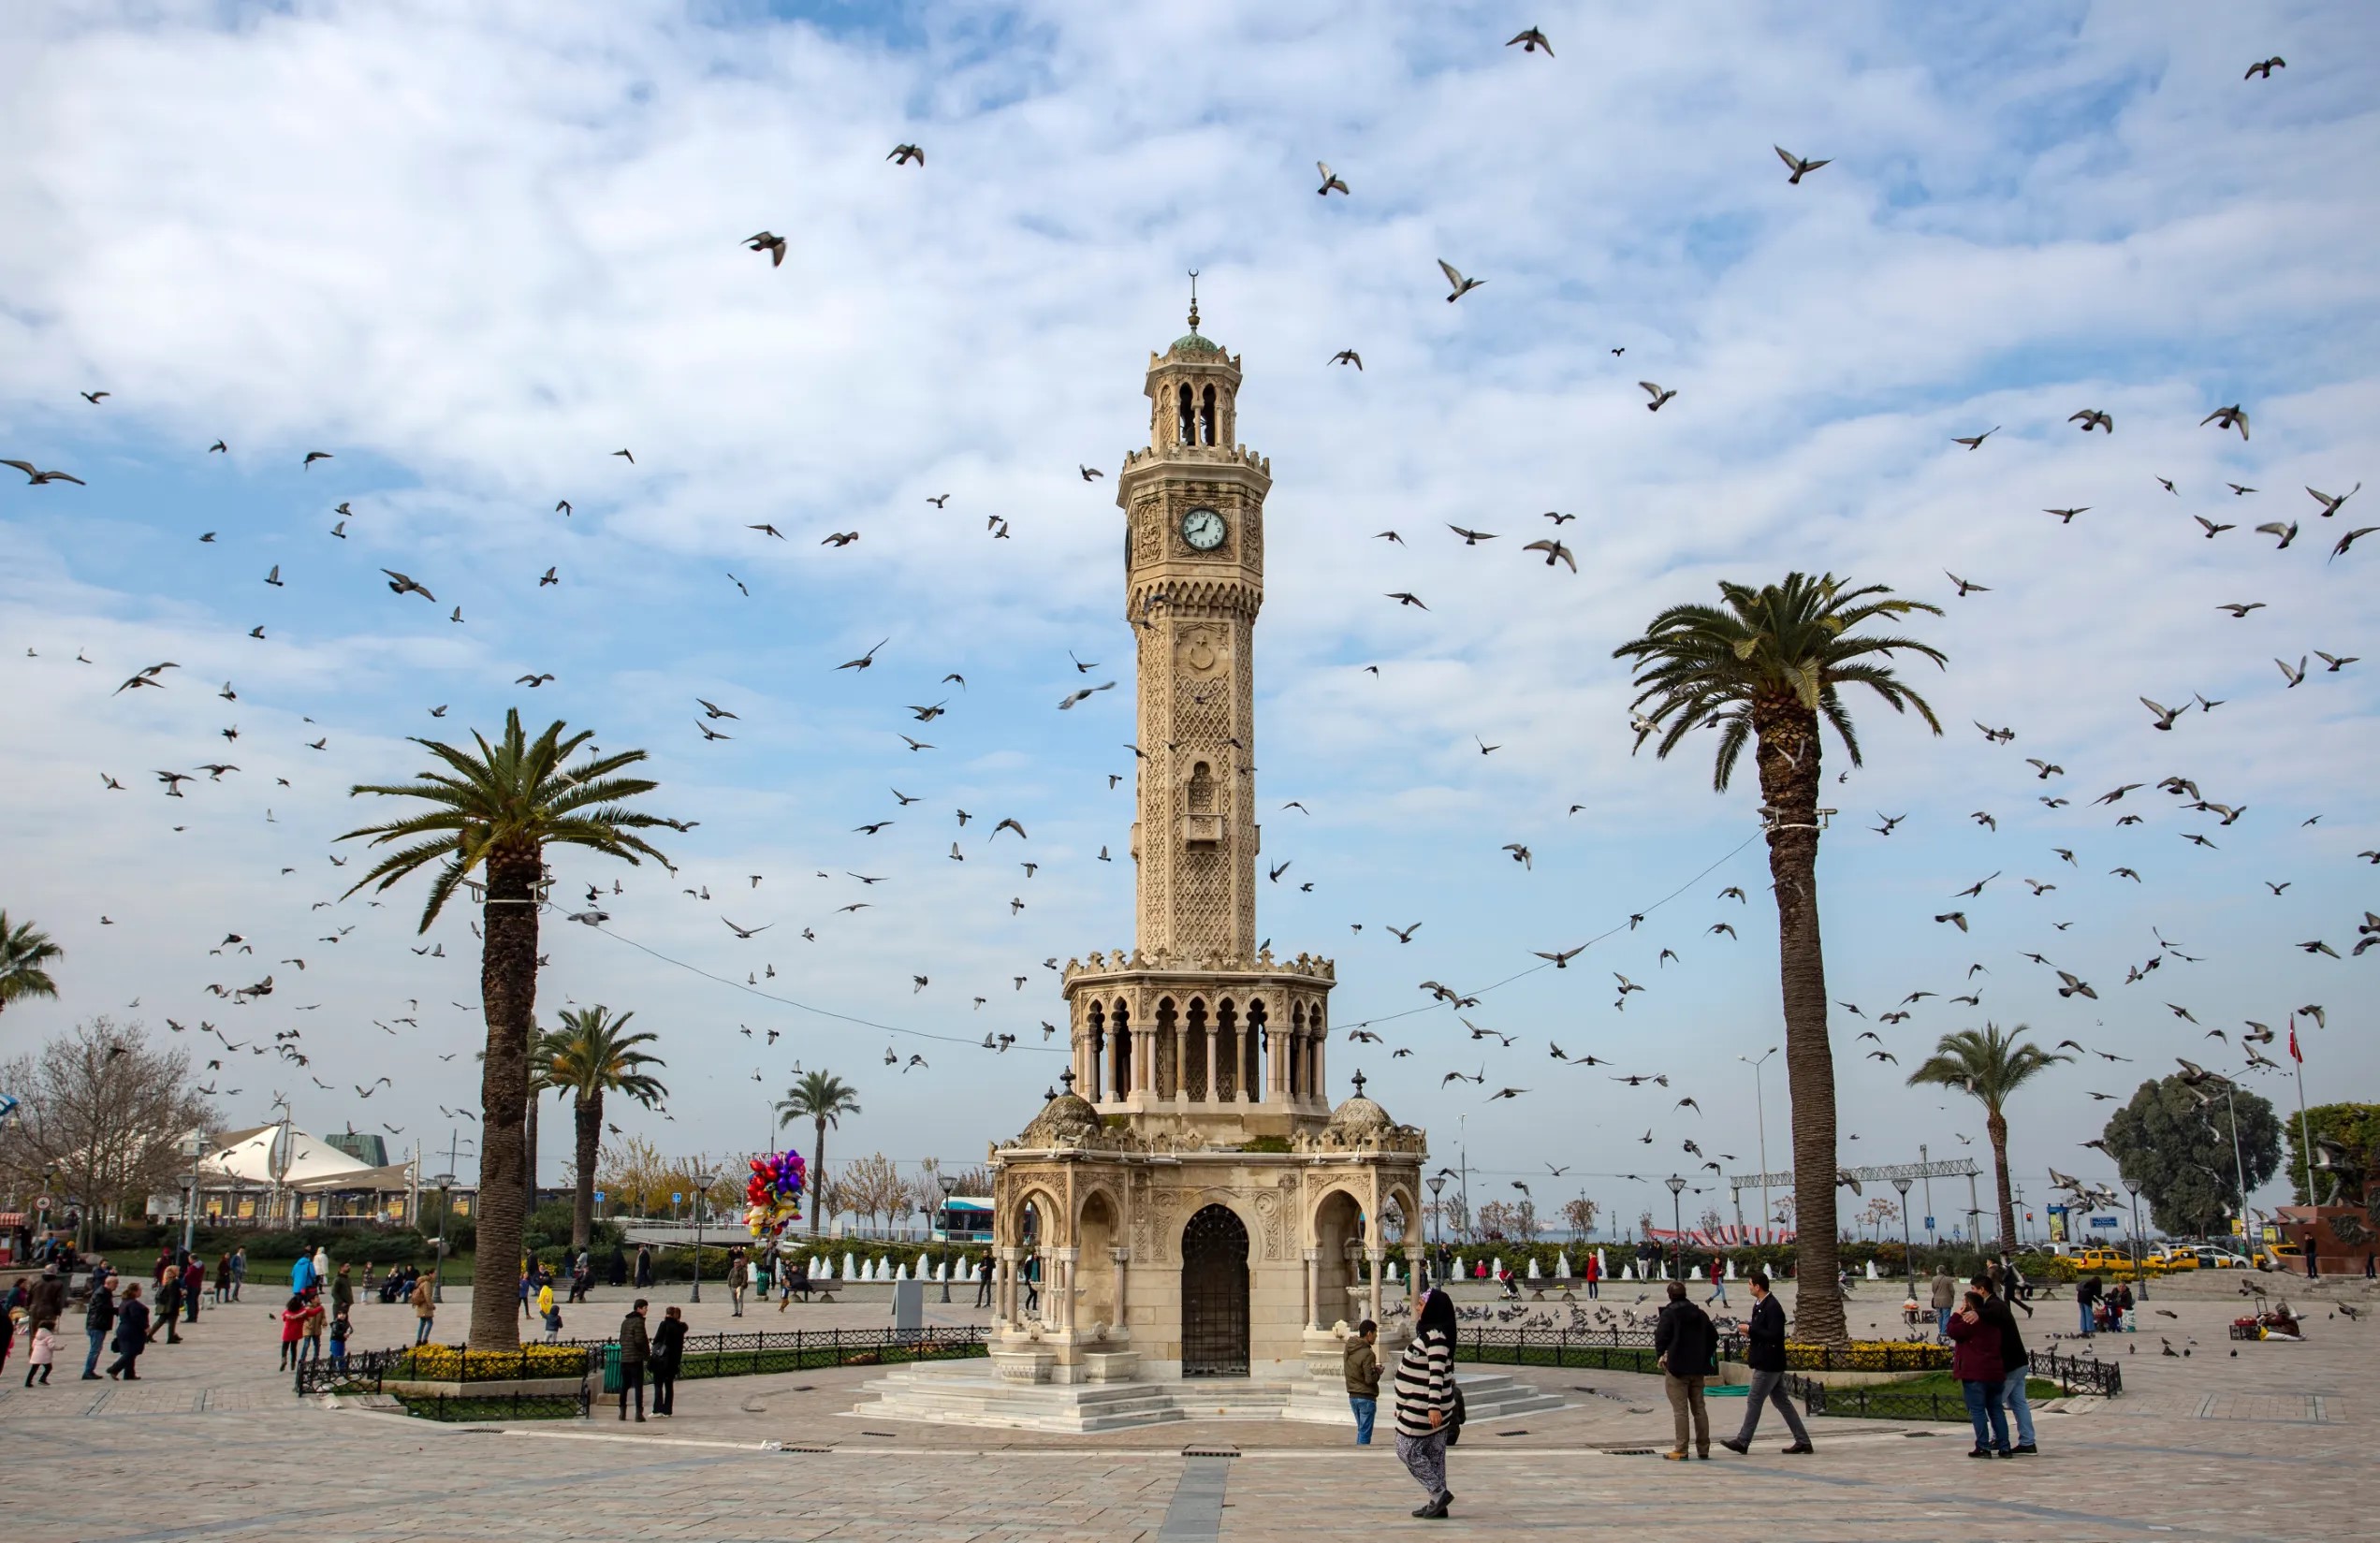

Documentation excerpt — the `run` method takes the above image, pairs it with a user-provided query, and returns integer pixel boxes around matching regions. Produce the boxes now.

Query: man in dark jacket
[1978,1274,2037,1453]
[2075,1273,2102,1336]
[1653,1280,1717,1460]
[28,1264,66,1332]
[617,1299,650,1421]
[1718,1272,1813,1455]
[106,1284,151,1380]
[82,1276,118,1380]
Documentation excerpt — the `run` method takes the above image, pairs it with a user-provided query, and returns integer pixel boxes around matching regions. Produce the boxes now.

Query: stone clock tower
[1118,292,1266,964]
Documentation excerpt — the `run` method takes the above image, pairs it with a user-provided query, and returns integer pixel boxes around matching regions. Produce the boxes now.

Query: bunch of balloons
[744,1148,807,1239]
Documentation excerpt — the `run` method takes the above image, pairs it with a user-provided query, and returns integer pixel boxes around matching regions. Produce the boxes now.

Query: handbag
[1444,1381,1467,1446]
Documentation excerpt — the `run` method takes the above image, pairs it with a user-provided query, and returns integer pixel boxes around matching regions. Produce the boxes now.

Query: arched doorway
[1180,1204,1248,1376]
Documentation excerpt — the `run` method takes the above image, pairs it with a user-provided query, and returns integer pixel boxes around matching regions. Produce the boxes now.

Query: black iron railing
[297,1326,989,1398]
[1789,1349,2121,1422]
[1454,1326,1958,1375]
[400,1385,591,1422]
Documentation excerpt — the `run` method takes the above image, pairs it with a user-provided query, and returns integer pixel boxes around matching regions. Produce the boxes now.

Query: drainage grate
[1493,1429,1530,1437]
[1599,1448,1657,1457]
[1181,1444,1240,1458]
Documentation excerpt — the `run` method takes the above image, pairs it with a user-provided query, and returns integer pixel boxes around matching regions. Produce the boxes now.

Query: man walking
[1343,1318,1380,1446]
[183,1256,204,1322]
[617,1298,650,1421]
[1705,1255,1730,1307]
[1930,1266,1959,1339]
[105,1284,151,1380]
[231,1245,247,1302]
[411,1273,435,1345]
[331,1262,355,1327]
[728,1249,749,1317]
[1718,1272,1813,1456]
[1654,1279,1716,1460]
[82,1274,118,1380]
[974,1252,995,1309]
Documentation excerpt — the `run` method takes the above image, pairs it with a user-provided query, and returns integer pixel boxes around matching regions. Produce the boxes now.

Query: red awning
[0,1213,25,1226]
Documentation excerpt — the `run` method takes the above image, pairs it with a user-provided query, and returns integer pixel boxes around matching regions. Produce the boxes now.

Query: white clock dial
[1181,506,1227,551]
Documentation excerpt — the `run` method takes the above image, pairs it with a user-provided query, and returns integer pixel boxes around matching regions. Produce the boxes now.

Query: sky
[3,0,2375,1245]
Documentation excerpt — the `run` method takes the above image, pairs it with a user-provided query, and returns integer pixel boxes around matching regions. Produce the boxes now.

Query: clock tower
[1118,292,1268,964]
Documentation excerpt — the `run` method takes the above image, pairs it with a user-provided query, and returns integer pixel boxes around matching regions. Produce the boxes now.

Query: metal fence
[1790,1347,2123,1422]
[296,1327,988,1399]
[400,1386,592,1422]
[1453,1327,1957,1375]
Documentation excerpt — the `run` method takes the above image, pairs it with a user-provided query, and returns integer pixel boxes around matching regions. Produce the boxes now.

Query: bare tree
[839,1152,904,1231]
[1560,1197,1599,1239]
[0,1017,214,1245]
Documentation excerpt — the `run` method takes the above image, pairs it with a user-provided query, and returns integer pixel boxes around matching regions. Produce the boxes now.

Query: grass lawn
[1891,1371,2060,1403]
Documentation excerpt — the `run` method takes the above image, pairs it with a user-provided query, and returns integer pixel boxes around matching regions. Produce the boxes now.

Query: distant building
[324,1131,389,1168]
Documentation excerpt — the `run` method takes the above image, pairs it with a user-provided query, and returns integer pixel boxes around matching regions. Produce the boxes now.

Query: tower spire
[1186,269,1200,335]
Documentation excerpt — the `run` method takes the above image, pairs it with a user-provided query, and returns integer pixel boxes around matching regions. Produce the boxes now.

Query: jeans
[416,1317,434,1345]
[1733,1368,1811,1446]
[1963,1377,2010,1451]
[1665,1374,1710,1454]
[1394,1429,1448,1498]
[1350,1395,1377,1445]
[299,1335,321,1364]
[1707,1283,1729,1305]
[85,1329,107,1377]
[1936,1306,1951,1338]
[2002,1364,2036,1448]
[1585,1279,1599,1298]
[2079,1300,2095,1335]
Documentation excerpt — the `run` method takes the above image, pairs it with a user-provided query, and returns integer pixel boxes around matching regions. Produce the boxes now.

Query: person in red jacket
[1947,1286,2011,1458]
[278,1294,307,1372]
[1584,1251,1600,1300]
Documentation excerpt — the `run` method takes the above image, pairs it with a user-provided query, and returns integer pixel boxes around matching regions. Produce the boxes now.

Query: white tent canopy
[201,1124,372,1186]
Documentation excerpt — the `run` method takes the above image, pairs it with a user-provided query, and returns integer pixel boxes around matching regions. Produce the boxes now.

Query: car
[2192,1245,2250,1270]
[2155,1246,2199,1271]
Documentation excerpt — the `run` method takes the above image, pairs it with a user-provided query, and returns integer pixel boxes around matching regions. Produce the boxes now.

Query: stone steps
[857,1364,1564,1434]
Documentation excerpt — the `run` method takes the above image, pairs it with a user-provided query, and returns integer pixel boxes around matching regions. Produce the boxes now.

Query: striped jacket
[1392,1328,1454,1438]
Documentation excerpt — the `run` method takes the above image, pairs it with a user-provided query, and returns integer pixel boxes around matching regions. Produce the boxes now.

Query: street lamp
[690,1169,719,1303]
[938,1172,959,1303]
[1738,1049,1777,1241]
[430,1174,456,1304]
[1665,1175,1687,1281]
[1426,1175,1447,1282]
[181,1132,210,1257]
[1891,1175,1914,1286]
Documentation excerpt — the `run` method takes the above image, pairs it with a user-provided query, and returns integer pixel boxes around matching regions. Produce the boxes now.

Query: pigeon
[1317,162,1351,197]
[1951,428,1999,450]
[2069,409,2113,433]
[382,570,435,602]
[2201,404,2250,440]
[2244,57,2285,79]
[745,231,788,266]
[1506,27,1553,55]
[1774,146,1830,184]
[1438,259,1486,302]
[1523,540,1575,571]
[1639,381,1676,411]
[887,143,925,167]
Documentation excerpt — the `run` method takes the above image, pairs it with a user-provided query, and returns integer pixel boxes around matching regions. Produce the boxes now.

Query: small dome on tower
[1326,1070,1395,1137]
[1168,330,1224,359]
[1015,1079,1103,1147]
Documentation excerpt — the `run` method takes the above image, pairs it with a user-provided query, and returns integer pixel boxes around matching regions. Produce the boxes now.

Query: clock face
[1180,506,1227,551]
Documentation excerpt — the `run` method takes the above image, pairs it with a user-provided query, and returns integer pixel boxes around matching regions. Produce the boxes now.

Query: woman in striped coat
[1393,1288,1460,1519]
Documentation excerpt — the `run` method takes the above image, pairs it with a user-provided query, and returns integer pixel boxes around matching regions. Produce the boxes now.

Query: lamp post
[1738,1049,1776,1241]
[690,1169,719,1302]
[1665,1175,1687,1281]
[2125,1185,2149,1301]
[181,1132,210,1257]
[1426,1175,1446,1284]
[938,1172,959,1303]
[1891,1175,1914,1286]
[2221,1081,2253,1263]
[431,1174,455,1304]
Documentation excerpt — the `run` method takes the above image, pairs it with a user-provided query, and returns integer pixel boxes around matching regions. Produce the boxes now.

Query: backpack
[1444,1380,1467,1446]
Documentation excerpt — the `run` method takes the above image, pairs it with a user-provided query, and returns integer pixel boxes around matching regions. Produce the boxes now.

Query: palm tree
[0,912,65,1015]
[341,708,675,1348]
[533,1006,668,1253]
[776,1070,861,1237]
[1906,1023,2071,1254]
[1613,573,1945,1347]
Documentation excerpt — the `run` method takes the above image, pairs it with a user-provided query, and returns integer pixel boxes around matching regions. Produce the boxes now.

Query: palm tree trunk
[1987,1109,2016,1256]
[810,1118,826,1237]
[523,1087,539,1227]
[573,1090,601,1253]
[469,849,541,1349]
[1754,697,1847,1347]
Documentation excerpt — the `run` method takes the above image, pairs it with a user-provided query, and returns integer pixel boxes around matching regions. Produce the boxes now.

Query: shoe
[1697,1450,1711,1460]
[1719,1437,1748,1455]
[1781,1442,1813,1454]
[82,1373,101,1381]
[1994,1448,2014,1459]
[1411,1505,1436,1518]
[1967,1448,1994,1459]
[2013,1444,2037,1454]
[635,1414,645,1422]
[1662,1451,1689,1462]
[107,1369,120,1380]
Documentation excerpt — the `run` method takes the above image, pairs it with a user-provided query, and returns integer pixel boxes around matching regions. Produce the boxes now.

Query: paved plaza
[3,1270,2370,1539]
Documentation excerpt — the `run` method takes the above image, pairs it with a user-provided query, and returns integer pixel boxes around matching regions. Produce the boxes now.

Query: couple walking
[1655,1271,1813,1459]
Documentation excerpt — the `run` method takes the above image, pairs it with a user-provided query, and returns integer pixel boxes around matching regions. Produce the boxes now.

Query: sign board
[2090,1216,2119,1229]
[672,1191,683,1205]
[1924,1215,1935,1230]
[593,1191,606,1203]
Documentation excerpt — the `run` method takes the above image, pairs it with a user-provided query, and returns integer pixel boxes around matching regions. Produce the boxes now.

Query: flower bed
[389,1344,598,1382]
[1782,1340,1949,1373]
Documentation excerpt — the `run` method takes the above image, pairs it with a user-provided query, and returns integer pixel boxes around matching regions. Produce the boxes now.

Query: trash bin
[601,1342,622,1394]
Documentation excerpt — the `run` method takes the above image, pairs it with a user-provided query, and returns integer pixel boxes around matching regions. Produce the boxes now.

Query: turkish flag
[2287,1016,2302,1063]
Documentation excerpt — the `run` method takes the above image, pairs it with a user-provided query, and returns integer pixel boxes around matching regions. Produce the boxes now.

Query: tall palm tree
[776,1070,861,1237]
[341,708,674,1348]
[1613,573,1945,1347]
[533,1006,668,1252]
[1906,1023,2071,1254]
[0,912,65,1015]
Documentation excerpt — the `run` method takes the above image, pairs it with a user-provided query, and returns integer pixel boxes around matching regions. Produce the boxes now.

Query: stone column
[1134,1026,1154,1095]
[1268,1019,1288,1099]
[998,1245,1020,1329]
[1202,1026,1219,1104]
[1304,1247,1321,1331]
[1405,1245,1426,1314]
[1367,1248,1386,1328]
[1109,1246,1131,1335]
[1312,1029,1326,1102]
[1053,1246,1078,1332]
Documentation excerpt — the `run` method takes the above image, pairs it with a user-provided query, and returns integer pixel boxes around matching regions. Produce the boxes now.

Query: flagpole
[2290,1016,2317,1278]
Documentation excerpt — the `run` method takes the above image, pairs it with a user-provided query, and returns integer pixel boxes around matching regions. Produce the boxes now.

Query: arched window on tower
[1086,1001,1106,1103]
[1187,761,1216,815]
[1200,386,1218,444]
[1177,384,1195,446]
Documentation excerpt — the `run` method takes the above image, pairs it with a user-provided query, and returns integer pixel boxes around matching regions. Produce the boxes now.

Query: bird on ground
[1639,381,1676,411]
[2202,404,2250,440]
[1952,428,1999,449]
[1438,259,1486,301]
[2069,409,2112,433]
[1317,162,1350,196]
[1774,146,1830,183]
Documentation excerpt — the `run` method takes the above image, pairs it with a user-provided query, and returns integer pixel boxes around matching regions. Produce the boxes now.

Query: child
[300,1295,327,1364]
[329,1309,351,1369]
[542,1299,563,1344]
[24,1322,55,1386]
[279,1294,307,1371]
[1902,1295,1923,1328]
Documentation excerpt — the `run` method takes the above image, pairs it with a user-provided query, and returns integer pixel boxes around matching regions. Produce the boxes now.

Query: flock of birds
[2,30,2368,1222]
